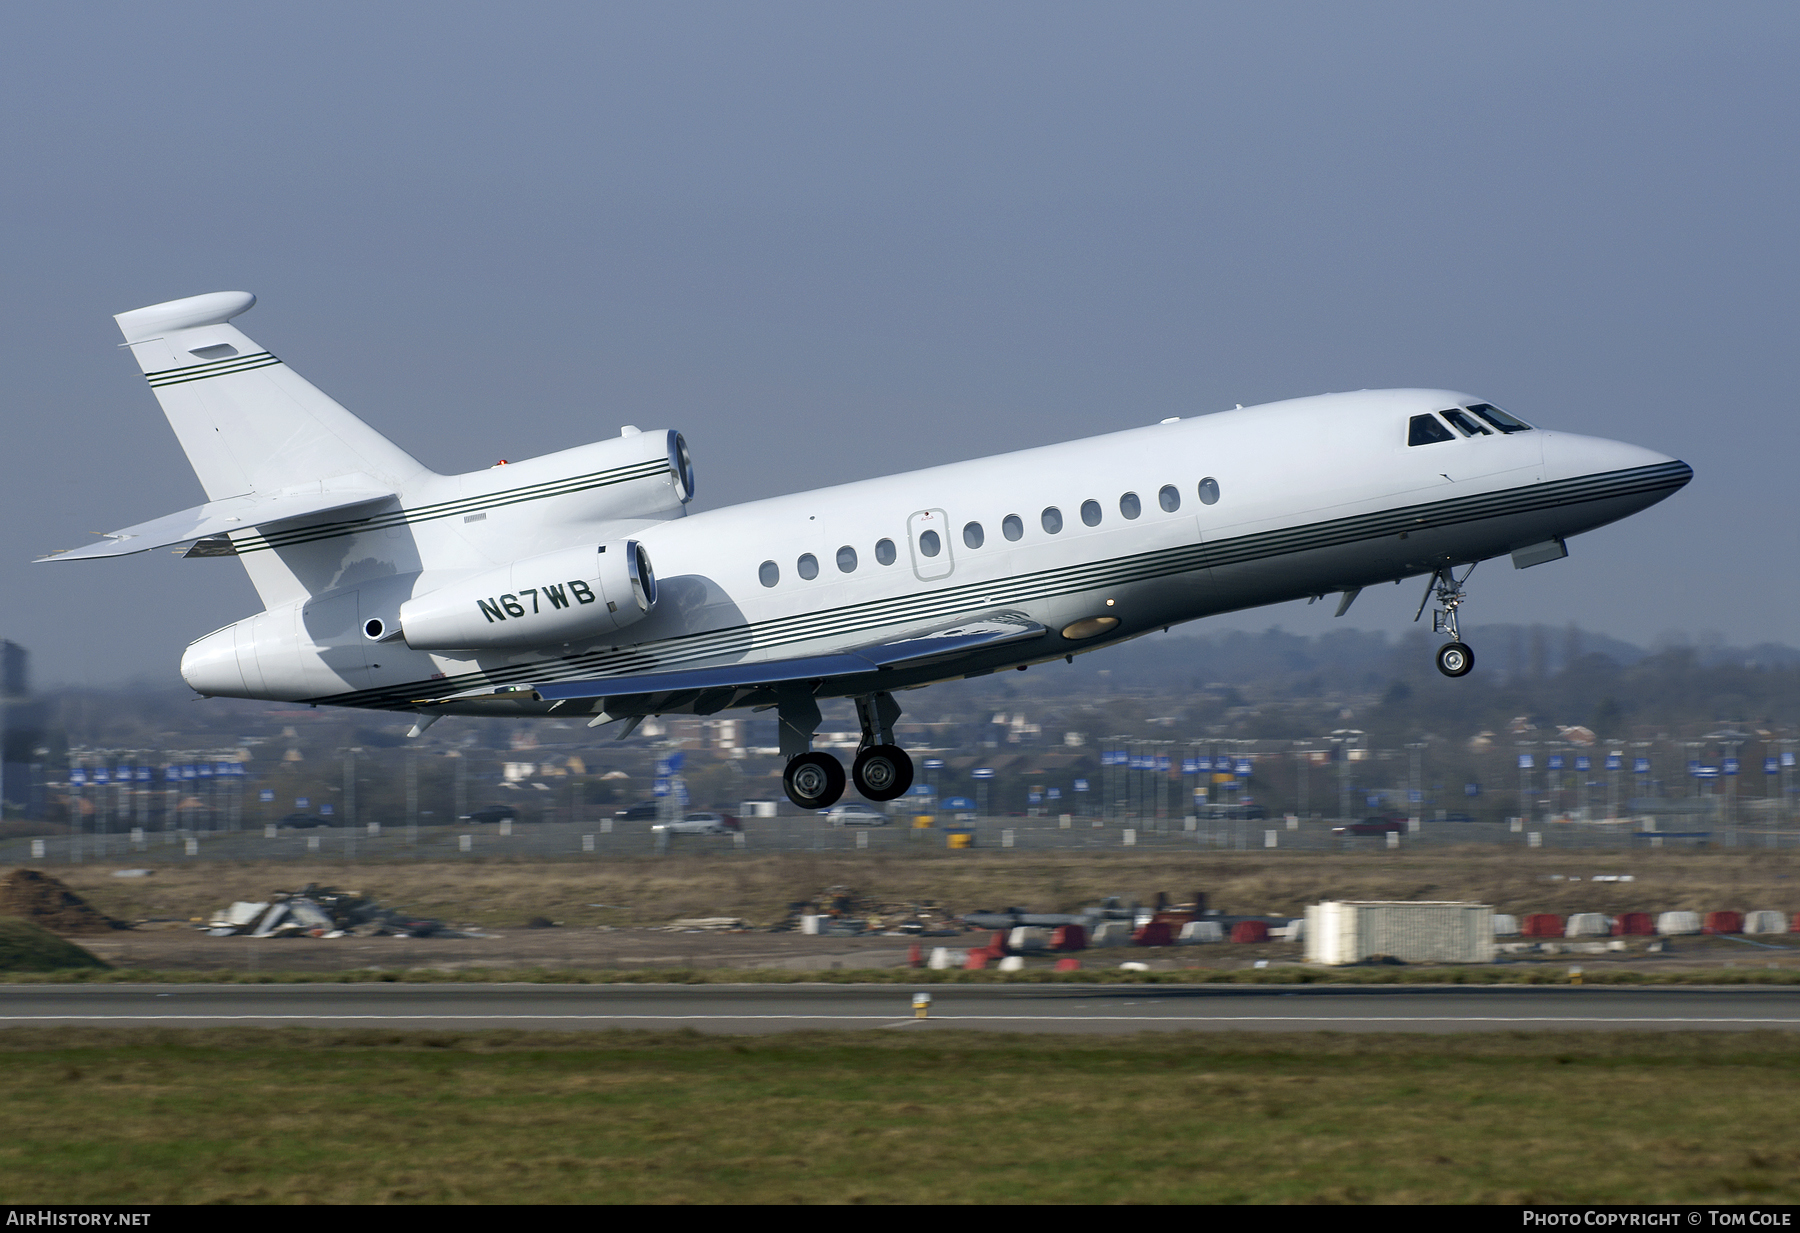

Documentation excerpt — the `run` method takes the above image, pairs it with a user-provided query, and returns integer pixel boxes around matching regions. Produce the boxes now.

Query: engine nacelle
[395,540,656,651]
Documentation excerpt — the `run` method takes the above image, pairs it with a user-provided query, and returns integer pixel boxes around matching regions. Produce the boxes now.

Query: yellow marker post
[912,992,932,1019]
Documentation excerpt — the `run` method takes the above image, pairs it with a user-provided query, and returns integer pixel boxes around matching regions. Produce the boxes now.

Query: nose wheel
[1435,641,1474,677]
[1416,563,1478,679]
[783,752,845,810]
[852,745,914,802]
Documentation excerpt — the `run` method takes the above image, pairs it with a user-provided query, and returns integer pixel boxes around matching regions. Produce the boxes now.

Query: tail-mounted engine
[392,539,657,651]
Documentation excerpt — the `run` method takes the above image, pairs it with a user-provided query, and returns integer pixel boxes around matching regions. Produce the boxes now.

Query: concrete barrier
[1656,911,1702,936]
[1091,920,1134,947]
[1178,920,1224,944]
[1745,910,1790,935]
[1565,913,1611,938]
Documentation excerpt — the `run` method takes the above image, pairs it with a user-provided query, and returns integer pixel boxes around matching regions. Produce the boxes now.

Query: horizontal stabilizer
[37,484,393,562]
[461,611,1047,706]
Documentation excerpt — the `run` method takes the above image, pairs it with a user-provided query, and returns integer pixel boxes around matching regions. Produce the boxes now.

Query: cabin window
[797,553,819,580]
[1081,499,1102,527]
[1158,484,1181,512]
[1467,402,1533,433]
[919,529,941,557]
[875,538,897,565]
[836,545,858,573]
[1002,514,1024,541]
[1408,414,1455,446]
[1198,476,1221,505]
[1041,507,1063,534]
[1442,407,1492,437]
[759,560,779,587]
[963,521,984,549]
[1118,492,1141,520]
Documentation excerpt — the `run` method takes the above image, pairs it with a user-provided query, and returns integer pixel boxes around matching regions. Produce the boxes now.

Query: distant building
[1,639,48,819]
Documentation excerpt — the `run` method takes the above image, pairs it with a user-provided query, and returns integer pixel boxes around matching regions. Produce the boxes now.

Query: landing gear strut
[777,687,845,810]
[1416,563,1476,678]
[851,692,914,803]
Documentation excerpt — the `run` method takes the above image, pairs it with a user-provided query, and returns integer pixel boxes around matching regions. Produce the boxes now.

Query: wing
[435,611,1048,707]
[36,485,394,562]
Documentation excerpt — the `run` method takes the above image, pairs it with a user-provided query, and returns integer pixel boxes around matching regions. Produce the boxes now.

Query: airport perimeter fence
[2,811,1793,867]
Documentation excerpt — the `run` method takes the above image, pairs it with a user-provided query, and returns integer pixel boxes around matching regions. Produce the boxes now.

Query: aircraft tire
[852,745,914,802]
[784,752,846,810]
[1435,641,1474,678]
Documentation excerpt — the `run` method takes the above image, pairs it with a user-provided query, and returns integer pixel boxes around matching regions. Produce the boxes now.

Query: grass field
[44,844,1800,930]
[3,1028,1799,1204]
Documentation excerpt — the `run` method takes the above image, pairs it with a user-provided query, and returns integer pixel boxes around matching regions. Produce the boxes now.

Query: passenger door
[906,508,955,581]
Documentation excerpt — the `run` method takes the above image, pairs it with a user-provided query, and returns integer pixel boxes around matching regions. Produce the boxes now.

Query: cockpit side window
[1467,403,1533,433]
[1408,413,1455,446]
[1442,408,1493,437]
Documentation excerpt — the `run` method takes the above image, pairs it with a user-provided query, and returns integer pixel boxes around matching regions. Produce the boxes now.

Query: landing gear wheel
[1435,641,1474,678]
[852,745,914,802]
[783,751,846,811]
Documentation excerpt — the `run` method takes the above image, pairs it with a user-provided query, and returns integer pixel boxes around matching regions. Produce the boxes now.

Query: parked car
[825,804,889,826]
[277,812,328,829]
[1198,803,1267,821]
[1333,816,1408,836]
[652,812,741,836]
[614,800,661,821]
[463,805,518,825]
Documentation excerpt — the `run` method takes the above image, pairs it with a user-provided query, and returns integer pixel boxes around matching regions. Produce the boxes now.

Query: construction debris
[772,885,962,936]
[0,869,129,935]
[203,883,476,939]
[663,917,749,932]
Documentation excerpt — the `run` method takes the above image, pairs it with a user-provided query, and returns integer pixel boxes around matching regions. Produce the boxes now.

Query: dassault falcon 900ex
[43,292,1692,810]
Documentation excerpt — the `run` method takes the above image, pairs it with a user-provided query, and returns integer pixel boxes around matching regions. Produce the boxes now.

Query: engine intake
[398,540,656,651]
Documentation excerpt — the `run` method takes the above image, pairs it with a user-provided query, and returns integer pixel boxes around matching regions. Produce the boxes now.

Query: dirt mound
[0,869,127,935]
[0,918,110,971]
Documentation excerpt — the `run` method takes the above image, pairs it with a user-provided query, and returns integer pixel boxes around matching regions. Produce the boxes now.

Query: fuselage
[179,387,1689,715]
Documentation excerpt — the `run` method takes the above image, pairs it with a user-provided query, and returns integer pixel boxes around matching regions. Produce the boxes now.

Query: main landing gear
[776,689,914,810]
[1416,563,1477,678]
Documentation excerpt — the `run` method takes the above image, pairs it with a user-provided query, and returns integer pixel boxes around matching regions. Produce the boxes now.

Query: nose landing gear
[1416,564,1476,678]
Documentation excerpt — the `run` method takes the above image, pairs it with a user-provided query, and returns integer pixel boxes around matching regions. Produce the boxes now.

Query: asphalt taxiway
[2,983,1798,1033]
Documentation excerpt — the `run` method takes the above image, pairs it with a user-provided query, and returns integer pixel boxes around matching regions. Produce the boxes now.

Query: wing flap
[37,485,394,562]
[490,611,1048,706]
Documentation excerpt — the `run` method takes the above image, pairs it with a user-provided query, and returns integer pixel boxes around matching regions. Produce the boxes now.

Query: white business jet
[42,292,1691,810]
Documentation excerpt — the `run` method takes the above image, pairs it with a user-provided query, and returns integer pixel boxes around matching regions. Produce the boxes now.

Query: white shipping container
[1656,911,1702,936]
[1492,914,1520,937]
[1564,913,1611,938]
[1008,926,1052,953]
[1744,910,1789,935]
[1304,901,1495,966]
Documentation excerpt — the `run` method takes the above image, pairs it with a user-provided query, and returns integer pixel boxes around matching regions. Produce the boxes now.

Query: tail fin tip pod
[114,291,257,344]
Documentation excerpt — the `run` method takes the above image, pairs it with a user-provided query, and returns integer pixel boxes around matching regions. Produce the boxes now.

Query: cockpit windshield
[1441,408,1493,437]
[1408,414,1455,446]
[1466,402,1532,433]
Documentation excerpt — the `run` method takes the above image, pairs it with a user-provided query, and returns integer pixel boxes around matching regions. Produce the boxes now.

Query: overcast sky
[3,2,1796,686]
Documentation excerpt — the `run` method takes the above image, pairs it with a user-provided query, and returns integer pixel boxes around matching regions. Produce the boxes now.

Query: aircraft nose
[1540,430,1687,485]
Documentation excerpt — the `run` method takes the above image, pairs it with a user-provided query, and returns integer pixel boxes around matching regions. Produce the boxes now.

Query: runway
[3,983,1799,1033]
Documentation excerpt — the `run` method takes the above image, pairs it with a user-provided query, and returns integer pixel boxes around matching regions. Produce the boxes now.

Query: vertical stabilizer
[114,292,431,502]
